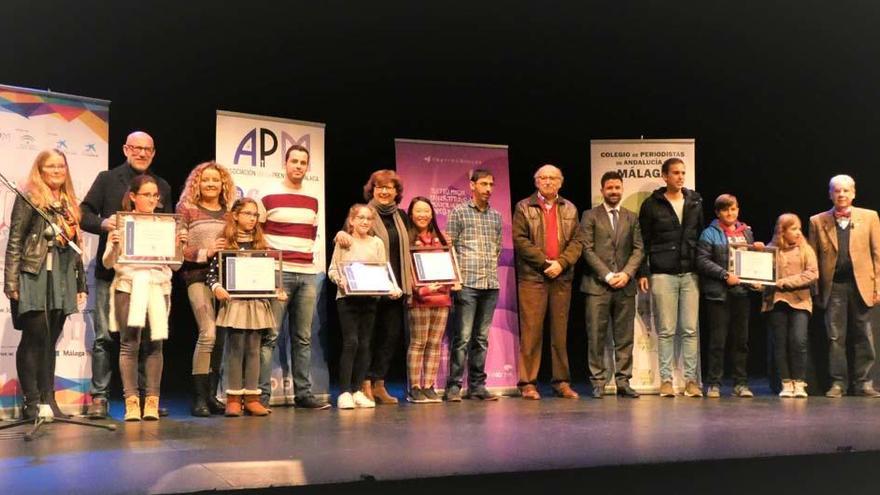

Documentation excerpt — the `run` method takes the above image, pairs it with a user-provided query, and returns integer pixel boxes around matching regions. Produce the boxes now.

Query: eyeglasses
[238,211,259,218]
[375,185,396,192]
[125,145,156,155]
[136,193,161,199]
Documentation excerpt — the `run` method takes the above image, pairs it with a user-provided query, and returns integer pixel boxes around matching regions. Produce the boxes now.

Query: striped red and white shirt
[256,181,319,273]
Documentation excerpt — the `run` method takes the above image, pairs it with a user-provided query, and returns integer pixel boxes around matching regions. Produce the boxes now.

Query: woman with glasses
[4,149,87,419]
[176,162,235,416]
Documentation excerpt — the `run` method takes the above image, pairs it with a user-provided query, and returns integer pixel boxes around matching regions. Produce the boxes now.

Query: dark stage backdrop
[4,1,880,392]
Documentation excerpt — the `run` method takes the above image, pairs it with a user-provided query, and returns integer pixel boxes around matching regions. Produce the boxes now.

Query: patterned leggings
[407,306,449,389]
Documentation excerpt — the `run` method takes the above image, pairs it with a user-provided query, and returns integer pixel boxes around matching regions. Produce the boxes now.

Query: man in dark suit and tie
[578,171,644,398]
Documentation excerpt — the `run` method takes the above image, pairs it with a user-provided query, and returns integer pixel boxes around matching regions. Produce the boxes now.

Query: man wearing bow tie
[809,174,880,398]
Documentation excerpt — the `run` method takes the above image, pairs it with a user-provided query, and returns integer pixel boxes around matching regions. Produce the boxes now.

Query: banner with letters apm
[0,85,109,418]
[215,110,328,402]
[396,138,519,393]
[589,139,696,394]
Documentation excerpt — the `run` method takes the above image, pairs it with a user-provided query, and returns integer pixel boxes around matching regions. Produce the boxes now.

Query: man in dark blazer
[80,131,173,418]
[809,174,880,398]
[578,171,644,398]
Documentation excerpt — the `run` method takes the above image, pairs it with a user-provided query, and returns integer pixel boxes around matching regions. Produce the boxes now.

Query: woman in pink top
[406,197,454,403]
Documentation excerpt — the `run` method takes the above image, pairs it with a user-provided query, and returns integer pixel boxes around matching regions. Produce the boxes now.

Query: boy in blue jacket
[696,194,764,398]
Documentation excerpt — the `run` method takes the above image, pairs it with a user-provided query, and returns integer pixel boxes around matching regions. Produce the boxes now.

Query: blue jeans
[89,277,112,398]
[447,287,499,390]
[260,272,317,401]
[767,302,809,381]
[651,273,700,381]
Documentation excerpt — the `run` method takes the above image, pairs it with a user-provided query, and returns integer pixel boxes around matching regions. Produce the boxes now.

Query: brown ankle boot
[225,394,243,417]
[362,380,374,401]
[243,394,269,416]
[372,380,398,404]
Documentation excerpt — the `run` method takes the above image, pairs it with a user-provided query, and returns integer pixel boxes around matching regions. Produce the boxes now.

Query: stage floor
[1,381,879,494]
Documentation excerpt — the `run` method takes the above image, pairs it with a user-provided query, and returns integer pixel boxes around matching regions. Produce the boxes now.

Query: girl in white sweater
[103,175,184,421]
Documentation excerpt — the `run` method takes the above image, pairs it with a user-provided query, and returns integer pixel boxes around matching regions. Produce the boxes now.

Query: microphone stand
[0,170,115,440]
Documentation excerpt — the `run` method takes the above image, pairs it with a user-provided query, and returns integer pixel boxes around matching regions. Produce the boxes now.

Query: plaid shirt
[447,200,502,289]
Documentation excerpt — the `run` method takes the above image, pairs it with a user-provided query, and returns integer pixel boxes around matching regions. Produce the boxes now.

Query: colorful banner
[0,84,109,418]
[590,139,697,394]
[396,138,519,393]
[215,110,329,402]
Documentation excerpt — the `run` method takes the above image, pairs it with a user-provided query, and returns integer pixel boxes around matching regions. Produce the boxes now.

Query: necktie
[611,209,618,233]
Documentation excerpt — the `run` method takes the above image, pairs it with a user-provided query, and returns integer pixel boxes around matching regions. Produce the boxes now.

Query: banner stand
[590,138,698,394]
[0,84,109,418]
[216,110,329,403]
[395,138,519,395]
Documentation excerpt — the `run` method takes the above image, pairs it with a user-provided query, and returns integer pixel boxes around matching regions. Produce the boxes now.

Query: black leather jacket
[4,195,87,295]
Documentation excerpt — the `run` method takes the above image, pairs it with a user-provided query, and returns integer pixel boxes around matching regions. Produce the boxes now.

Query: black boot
[17,354,40,420]
[206,371,226,415]
[191,374,210,417]
[21,393,39,420]
[41,390,72,418]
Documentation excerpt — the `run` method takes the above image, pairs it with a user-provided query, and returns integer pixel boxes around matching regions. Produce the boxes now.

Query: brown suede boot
[362,380,374,402]
[225,394,243,417]
[372,380,398,404]
[243,394,269,416]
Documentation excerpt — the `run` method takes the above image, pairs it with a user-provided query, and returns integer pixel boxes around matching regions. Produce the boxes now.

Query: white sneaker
[337,392,355,409]
[778,380,795,398]
[352,391,375,408]
[793,380,808,398]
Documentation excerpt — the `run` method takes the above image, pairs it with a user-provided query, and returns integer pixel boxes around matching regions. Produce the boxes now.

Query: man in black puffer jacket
[637,157,704,398]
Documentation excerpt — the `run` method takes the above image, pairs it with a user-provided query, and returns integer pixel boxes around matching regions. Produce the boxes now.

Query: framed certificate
[218,250,282,298]
[728,243,777,285]
[410,246,461,286]
[116,212,184,265]
[340,261,399,296]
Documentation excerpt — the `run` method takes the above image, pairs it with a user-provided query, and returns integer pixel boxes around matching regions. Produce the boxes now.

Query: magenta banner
[395,139,519,391]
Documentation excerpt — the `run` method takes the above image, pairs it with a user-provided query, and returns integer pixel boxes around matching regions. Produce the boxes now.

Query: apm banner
[396,138,519,393]
[0,84,109,417]
[589,138,696,394]
[215,110,329,402]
